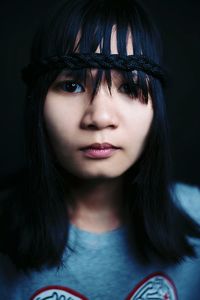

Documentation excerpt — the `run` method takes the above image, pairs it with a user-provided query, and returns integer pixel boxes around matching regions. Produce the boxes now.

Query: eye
[58,81,85,93]
[119,83,131,94]
[118,83,138,97]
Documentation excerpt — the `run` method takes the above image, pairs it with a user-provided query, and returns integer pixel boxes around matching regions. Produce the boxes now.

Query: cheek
[43,97,77,149]
[125,101,153,137]
[132,112,153,140]
[124,103,153,158]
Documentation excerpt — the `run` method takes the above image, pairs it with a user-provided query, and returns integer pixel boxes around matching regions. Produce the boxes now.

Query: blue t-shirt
[0,182,200,300]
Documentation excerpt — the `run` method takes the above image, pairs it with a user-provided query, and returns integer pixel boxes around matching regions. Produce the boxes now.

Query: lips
[80,143,120,159]
[80,143,119,150]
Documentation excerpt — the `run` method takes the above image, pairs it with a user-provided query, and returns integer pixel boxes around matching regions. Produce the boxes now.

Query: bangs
[53,68,149,103]
[35,0,161,103]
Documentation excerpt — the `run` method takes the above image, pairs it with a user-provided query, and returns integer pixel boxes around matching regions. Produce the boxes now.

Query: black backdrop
[0,0,199,187]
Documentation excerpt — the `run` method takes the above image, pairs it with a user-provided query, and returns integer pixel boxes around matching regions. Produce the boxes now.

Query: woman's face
[43,30,153,180]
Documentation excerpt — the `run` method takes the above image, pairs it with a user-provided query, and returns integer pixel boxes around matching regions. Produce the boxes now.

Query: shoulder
[171,182,200,224]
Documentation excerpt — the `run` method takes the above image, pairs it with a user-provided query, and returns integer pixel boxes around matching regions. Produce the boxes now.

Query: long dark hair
[0,0,199,271]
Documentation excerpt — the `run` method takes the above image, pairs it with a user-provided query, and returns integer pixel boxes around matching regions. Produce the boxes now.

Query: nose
[80,88,119,130]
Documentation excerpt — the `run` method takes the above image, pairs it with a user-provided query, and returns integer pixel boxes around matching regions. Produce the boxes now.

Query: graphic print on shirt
[30,273,177,300]
[126,272,177,300]
[30,286,89,300]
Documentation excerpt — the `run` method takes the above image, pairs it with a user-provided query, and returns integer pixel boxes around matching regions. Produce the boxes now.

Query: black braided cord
[22,53,166,85]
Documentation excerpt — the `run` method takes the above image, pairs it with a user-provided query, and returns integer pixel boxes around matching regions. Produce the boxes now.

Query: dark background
[0,0,199,188]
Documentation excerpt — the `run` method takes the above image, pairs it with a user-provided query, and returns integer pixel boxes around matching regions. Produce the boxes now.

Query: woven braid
[22,53,166,85]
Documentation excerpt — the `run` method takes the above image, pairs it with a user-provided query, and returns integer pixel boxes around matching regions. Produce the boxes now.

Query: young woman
[0,0,200,299]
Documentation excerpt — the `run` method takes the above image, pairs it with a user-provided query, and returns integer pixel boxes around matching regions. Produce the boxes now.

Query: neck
[65,176,124,233]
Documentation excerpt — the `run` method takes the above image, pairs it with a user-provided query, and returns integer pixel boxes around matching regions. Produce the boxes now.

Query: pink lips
[80,143,120,158]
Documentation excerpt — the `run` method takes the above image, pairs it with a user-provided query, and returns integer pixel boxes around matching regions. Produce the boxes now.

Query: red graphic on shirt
[126,272,178,300]
[30,273,177,300]
[30,285,89,300]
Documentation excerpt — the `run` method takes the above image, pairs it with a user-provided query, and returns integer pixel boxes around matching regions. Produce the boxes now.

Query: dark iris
[119,83,138,97]
[121,83,131,93]
[61,81,85,93]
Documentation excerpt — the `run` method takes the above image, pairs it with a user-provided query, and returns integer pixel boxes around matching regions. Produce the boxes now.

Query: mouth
[80,143,119,150]
[80,143,121,159]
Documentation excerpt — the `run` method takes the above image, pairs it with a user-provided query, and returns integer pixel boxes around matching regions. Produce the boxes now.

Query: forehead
[56,26,136,81]
[77,25,134,55]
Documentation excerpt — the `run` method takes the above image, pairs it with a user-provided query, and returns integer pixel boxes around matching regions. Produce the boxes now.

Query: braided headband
[22,53,166,85]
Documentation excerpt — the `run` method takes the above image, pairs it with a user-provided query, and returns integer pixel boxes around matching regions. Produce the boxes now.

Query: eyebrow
[56,69,79,79]
[56,68,138,81]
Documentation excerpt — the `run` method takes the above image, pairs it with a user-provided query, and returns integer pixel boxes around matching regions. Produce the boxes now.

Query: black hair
[0,0,199,271]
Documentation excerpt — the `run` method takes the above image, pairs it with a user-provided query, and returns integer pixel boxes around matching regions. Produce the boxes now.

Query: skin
[43,28,154,232]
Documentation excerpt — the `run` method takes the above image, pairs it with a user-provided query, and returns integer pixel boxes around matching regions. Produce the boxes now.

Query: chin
[57,159,132,180]
[70,168,126,180]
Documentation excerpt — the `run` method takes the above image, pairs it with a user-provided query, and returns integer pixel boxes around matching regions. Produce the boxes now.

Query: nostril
[87,124,98,130]
[80,121,98,130]
[80,107,119,130]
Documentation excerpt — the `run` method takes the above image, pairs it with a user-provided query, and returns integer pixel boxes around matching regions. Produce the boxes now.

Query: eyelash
[55,80,138,97]
[119,83,138,96]
[56,81,85,93]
